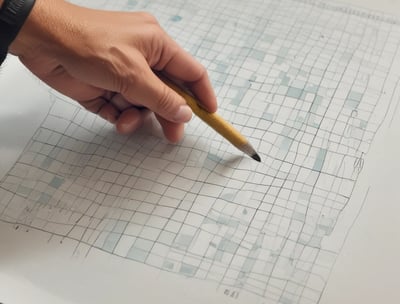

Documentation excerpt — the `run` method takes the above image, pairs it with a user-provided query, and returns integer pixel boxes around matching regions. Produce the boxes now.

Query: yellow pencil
[159,74,261,162]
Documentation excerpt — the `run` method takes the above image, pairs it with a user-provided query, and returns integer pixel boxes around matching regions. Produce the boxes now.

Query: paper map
[1,0,400,303]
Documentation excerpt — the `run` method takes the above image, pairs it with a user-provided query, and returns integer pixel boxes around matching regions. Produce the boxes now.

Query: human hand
[9,0,217,142]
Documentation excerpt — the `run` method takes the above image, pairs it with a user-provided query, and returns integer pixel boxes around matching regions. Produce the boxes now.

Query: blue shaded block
[103,232,121,253]
[50,176,64,189]
[287,87,303,99]
[179,263,198,277]
[313,149,327,172]
[170,15,182,22]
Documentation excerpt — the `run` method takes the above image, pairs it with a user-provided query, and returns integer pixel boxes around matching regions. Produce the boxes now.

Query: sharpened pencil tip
[252,153,261,162]
[237,143,261,162]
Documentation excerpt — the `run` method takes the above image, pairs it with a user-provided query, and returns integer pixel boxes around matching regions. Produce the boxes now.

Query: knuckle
[155,85,175,115]
[137,12,158,25]
[80,98,104,114]
[119,68,144,96]
[196,65,208,80]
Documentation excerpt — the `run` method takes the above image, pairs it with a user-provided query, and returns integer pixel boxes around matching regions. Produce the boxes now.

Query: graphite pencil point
[251,153,261,162]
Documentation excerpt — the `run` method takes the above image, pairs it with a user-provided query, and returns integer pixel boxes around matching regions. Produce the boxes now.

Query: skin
[7,0,217,143]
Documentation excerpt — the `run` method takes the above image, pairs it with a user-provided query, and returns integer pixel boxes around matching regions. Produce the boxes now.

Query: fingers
[122,57,193,124]
[116,107,150,134]
[186,71,218,113]
[81,94,150,135]
[114,68,188,141]
[85,94,149,134]
[153,38,218,113]
[109,93,134,111]
[26,61,148,133]
[83,97,120,123]
[155,114,185,143]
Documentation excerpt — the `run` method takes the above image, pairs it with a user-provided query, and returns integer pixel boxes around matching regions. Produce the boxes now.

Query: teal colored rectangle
[102,232,120,253]
[313,149,327,172]
[287,87,303,99]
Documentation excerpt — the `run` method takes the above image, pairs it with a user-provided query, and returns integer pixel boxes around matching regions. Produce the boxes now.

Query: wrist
[9,0,53,56]
[0,0,37,63]
[9,0,80,60]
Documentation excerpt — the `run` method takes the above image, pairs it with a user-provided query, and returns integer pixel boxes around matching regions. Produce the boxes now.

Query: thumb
[124,62,192,123]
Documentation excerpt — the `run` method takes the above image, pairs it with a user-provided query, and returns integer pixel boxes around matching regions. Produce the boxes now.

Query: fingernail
[173,105,192,122]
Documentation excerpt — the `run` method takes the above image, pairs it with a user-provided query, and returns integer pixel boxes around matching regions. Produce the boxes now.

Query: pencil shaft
[159,74,260,162]
[160,75,247,148]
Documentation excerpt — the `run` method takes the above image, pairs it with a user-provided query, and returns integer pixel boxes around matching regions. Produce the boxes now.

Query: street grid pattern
[1,0,400,303]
